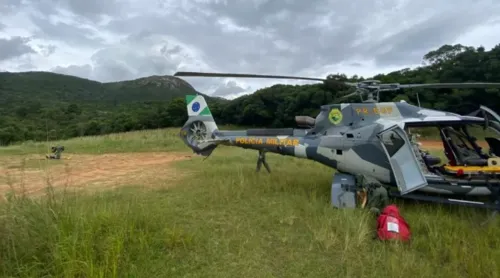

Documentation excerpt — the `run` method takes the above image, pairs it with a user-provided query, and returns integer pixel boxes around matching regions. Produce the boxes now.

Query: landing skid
[329,173,500,225]
[256,150,271,173]
[389,191,500,225]
[389,191,500,211]
[391,172,500,216]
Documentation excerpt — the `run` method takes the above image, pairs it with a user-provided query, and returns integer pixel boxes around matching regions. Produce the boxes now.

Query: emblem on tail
[180,95,220,156]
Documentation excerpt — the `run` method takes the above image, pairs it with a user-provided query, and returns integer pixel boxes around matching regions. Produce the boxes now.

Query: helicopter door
[479,105,500,134]
[377,125,428,195]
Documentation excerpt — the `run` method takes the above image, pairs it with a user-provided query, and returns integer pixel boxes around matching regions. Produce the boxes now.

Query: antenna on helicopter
[174,71,500,103]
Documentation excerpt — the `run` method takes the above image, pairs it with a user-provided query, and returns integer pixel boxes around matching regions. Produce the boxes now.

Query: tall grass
[0,128,499,277]
[0,125,259,156]
[0,128,186,156]
[0,124,493,156]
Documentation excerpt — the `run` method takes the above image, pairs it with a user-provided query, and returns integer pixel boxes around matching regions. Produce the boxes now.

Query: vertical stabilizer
[180,94,219,156]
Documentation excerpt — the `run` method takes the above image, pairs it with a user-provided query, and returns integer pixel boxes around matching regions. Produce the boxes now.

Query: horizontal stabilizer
[295,116,315,128]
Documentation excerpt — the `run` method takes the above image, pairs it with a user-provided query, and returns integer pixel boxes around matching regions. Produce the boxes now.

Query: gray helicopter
[175,71,500,211]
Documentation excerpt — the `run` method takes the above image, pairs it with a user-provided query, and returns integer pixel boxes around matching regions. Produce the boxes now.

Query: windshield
[471,123,500,137]
[479,106,500,136]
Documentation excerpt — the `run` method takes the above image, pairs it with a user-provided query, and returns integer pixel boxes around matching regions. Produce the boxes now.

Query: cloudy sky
[1,0,500,99]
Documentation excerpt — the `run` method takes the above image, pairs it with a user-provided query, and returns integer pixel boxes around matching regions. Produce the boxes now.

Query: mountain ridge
[1,43,499,145]
[0,70,218,103]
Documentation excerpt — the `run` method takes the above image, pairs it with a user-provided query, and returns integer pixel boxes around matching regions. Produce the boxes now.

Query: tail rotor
[180,95,220,156]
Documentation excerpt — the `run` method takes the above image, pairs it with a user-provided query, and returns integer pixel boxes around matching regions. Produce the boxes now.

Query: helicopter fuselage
[180,95,500,203]
[211,127,393,183]
[174,72,500,210]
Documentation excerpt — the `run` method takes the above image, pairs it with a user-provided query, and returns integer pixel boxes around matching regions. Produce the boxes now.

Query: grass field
[0,128,499,277]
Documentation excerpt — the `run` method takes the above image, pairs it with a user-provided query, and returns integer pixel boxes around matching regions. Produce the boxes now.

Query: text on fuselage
[235,137,300,146]
[355,106,393,115]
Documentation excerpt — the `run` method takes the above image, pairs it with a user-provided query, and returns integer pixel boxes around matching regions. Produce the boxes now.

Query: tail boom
[211,131,308,158]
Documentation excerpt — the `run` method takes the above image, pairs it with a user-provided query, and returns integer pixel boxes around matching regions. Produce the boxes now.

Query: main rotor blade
[336,91,359,100]
[398,83,500,89]
[174,71,326,82]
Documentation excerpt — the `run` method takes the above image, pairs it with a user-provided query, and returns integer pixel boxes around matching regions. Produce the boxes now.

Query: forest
[0,43,499,145]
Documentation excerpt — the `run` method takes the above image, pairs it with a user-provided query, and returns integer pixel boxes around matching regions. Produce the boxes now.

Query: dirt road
[420,140,443,150]
[0,152,192,198]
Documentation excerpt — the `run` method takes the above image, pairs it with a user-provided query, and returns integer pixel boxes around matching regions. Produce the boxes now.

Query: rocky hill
[0,71,224,144]
[0,71,207,103]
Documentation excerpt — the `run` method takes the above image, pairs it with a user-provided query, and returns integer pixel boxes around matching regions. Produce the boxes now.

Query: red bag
[376,204,411,242]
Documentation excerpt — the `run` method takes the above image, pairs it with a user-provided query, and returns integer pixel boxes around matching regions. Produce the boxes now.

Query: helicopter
[174,71,500,212]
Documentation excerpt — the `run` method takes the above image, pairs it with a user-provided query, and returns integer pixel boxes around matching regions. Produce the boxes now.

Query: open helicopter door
[480,105,500,133]
[377,125,428,195]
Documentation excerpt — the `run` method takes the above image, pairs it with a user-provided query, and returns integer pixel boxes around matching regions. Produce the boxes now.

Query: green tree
[1,43,500,145]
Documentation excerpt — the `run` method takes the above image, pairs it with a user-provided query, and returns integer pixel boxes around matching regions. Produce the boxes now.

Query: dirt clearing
[0,140,489,198]
[0,152,193,198]
[420,140,443,150]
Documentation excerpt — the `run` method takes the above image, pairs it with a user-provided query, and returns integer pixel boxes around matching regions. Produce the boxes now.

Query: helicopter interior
[405,123,500,177]
[293,109,500,179]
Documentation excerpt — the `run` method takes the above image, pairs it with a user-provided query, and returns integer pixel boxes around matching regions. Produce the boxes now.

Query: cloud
[0,36,36,61]
[0,0,23,15]
[38,44,57,57]
[29,14,106,47]
[1,0,500,98]
[367,3,499,67]
[211,80,250,97]
[52,64,92,78]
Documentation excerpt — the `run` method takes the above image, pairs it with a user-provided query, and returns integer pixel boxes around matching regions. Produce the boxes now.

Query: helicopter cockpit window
[379,130,405,157]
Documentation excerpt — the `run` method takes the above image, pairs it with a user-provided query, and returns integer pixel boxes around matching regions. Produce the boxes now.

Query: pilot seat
[439,127,500,176]
[440,127,488,166]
